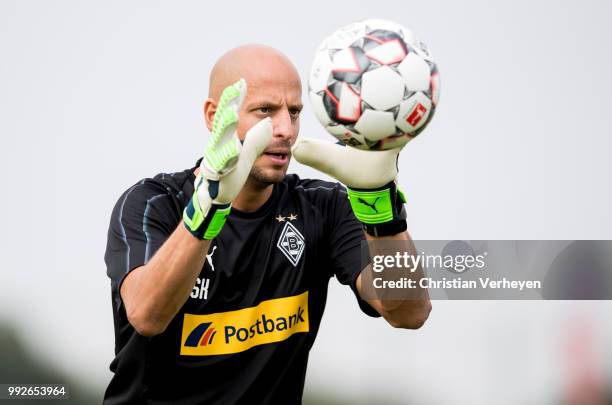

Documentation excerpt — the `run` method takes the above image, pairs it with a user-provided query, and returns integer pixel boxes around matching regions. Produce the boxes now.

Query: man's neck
[193,168,273,213]
[232,177,273,213]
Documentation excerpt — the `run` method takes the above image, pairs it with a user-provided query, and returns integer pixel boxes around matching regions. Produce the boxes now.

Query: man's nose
[272,109,294,140]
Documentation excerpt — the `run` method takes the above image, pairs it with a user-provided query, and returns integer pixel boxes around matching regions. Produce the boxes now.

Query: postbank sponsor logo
[180,291,309,356]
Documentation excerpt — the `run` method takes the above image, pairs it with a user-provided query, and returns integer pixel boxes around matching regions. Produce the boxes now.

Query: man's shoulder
[282,174,348,212]
[110,163,196,216]
[283,173,347,195]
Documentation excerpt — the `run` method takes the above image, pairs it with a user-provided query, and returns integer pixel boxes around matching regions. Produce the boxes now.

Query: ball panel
[413,104,436,137]
[413,39,434,61]
[397,52,431,92]
[326,124,368,149]
[309,92,332,127]
[395,92,433,134]
[364,39,407,65]
[430,69,441,107]
[331,47,370,84]
[323,81,362,124]
[354,109,397,141]
[309,51,333,93]
[360,66,405,111]
[362,30,408,63]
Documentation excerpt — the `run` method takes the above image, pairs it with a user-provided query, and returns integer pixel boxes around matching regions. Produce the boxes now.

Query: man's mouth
[263,150,290,165]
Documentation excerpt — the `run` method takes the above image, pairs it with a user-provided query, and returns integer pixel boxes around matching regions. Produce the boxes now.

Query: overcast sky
[1,1,611,404]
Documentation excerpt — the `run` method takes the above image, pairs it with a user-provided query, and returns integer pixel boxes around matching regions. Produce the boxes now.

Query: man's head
[204,44,302,186]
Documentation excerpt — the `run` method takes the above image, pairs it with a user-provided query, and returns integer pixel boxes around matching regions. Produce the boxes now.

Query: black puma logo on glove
[358,197,380,213]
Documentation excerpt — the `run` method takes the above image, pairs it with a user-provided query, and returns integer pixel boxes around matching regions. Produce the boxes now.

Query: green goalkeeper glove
[292,139,407,237]
[183,78,272,239]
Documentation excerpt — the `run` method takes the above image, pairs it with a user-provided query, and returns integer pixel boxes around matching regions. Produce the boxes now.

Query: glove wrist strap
[347,181,407,237]
[183,195,231,240]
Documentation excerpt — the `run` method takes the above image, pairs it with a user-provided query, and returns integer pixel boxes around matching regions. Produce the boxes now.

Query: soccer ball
[309,19,440,150]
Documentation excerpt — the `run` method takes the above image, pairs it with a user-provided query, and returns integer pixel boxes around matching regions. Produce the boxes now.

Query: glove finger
[292,138,399,189]
[214,117,273,203]
[240,117,274,163]
[202,78,247,177]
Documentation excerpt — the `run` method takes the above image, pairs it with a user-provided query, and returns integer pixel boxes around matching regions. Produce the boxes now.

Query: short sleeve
[327,184,381,318]
[104,181,179,299]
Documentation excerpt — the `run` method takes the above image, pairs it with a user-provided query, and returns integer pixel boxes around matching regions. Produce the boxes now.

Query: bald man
[104,44,430,404]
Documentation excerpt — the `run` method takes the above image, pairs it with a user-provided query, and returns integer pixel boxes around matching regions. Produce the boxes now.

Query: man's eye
[290,109,301,117]
[258,107,271,114]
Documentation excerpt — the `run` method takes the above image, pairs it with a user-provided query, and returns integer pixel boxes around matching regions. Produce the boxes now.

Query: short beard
[247,165,286,189]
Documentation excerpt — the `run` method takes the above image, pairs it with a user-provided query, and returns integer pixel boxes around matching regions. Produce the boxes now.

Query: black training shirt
[104,160,380,404]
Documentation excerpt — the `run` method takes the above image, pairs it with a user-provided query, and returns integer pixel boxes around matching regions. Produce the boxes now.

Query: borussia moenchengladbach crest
[276,222,305,266]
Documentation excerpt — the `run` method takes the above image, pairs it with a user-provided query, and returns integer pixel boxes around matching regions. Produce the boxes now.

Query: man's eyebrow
[245,98,282,108]
[245,99,303,111]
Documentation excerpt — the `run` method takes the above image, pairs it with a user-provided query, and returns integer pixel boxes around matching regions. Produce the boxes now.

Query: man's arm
[356,231,431,329]
[292,139,432,329]
[118,79,272,337]
[120,224,210,337]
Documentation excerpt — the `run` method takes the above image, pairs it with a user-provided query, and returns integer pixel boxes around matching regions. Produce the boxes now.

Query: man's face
[235,59,302,185]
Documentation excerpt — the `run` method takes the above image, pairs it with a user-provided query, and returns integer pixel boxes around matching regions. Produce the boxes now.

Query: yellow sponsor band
[180,291,309,356]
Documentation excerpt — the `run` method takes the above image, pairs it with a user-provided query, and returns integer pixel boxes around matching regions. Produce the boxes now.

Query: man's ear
[203,98,217,132]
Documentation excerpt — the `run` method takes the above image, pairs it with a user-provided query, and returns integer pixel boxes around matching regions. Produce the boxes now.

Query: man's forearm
[121,223,210,336]
[358,231,431,329]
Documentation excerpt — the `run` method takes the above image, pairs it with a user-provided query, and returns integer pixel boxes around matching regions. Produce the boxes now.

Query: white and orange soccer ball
[309,19,440,150]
